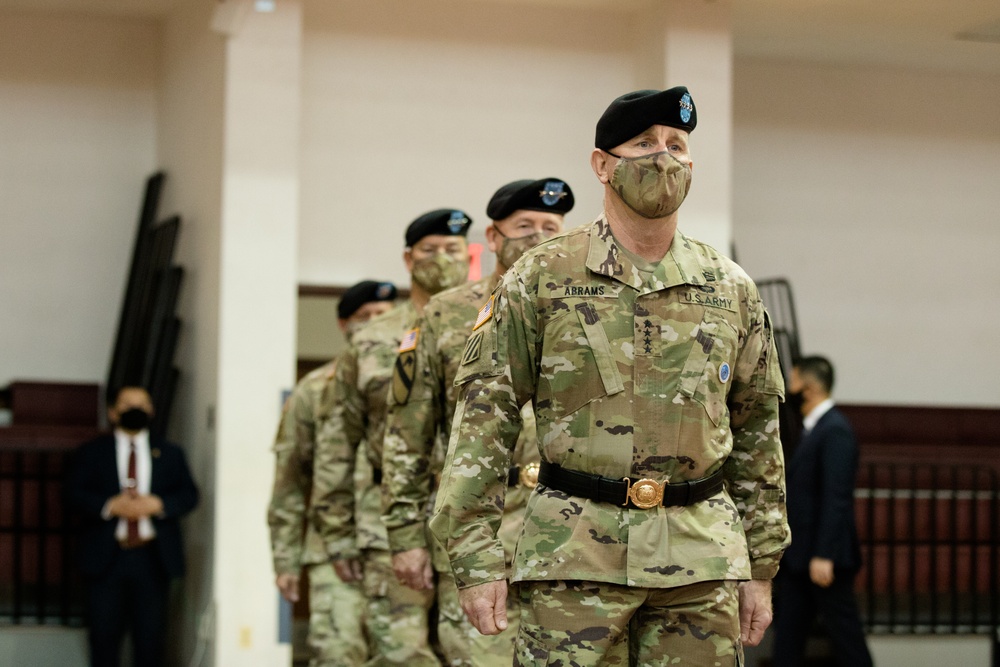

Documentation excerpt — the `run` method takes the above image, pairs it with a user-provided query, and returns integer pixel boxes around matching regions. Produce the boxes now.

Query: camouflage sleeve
[266,385,313,576]
[382,313,441,553]
[429,272,537,589]
[723,292,790,580]
[310,347,365,561]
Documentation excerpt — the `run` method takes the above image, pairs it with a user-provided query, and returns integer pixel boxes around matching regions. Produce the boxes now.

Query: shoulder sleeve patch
[392,348,417,405]
[461,331,484,366]
[398,327,419,353]
[472,295,494,331]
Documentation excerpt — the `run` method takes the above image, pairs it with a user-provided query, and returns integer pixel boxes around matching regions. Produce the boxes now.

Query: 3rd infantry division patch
[462,331,483,366]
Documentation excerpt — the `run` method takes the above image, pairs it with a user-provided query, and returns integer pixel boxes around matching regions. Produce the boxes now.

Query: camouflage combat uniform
[383,275,538,666]
[268,361,368,667]
[311,302,440,667]
[431,217,789,666]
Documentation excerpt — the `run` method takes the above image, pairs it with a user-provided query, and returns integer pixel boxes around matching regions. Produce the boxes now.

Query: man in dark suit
[66,386,199,667]
[772,356,873,667]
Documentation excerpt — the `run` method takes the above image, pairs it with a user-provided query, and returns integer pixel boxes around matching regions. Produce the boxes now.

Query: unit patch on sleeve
[461,331,484,366]
[392,328,419,405]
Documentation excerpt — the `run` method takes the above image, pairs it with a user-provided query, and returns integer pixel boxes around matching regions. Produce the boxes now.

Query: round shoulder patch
[719,362,731,384]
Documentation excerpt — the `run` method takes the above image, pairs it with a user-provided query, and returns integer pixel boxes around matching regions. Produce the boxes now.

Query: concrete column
[635,0,733,255]
[213,2,302,665]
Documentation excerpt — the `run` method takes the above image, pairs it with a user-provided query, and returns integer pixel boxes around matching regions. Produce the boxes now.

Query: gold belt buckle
[622,477,666,509]
[519,463,540,488]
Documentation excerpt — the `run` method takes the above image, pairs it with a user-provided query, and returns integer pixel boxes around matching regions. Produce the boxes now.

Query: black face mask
[118,408,151,431]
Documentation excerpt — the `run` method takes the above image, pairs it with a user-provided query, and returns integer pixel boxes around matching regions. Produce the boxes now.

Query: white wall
[157,0,226,663]
[298,0,636,287]
[213,3,301,665]
[733,59,1000,407]
[0,10,159,387]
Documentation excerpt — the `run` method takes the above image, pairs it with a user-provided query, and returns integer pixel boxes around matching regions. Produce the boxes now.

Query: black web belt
[537,460,724,509]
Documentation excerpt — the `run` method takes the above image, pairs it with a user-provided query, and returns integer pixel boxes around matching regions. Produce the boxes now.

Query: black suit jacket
[65,433,199,579]
[782,406,862,573]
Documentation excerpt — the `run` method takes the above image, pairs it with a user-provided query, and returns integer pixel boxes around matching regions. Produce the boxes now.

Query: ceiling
[1,0,998,74]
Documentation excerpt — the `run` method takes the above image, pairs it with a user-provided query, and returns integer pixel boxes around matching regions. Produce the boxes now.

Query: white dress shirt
[110,428,157,541]
[802,397,835,434]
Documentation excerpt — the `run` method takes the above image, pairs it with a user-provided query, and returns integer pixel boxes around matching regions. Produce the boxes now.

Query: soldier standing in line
[268,279,398,667]
[382,179,574,666]
[311,210,474,666]
[431,87,790,666]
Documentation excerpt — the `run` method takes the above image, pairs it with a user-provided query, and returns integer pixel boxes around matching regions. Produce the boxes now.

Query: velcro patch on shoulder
[398,327,419,353]
[392,349,417,405]
[472,295,495,331]
[461,331,484,366]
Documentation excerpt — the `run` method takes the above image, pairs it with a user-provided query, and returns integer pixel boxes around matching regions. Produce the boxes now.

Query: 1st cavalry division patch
[392,328,419,405]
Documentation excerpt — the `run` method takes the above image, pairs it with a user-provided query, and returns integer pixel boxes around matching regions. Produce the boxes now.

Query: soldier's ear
[485,225,500,253]
[591,149,612,184]
[403,248,414,273]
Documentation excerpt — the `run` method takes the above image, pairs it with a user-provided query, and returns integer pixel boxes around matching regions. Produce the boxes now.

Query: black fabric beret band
[338,280,397,320]
[595,86,697,151]
[486,178,575,221]
[405,208,473,247]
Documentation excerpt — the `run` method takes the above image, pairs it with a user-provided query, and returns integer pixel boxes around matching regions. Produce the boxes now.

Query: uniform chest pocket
[678,309,739,427]
[537,302,624,418]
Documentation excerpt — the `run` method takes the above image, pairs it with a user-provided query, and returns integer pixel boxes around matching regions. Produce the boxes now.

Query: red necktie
[125,439,141,547]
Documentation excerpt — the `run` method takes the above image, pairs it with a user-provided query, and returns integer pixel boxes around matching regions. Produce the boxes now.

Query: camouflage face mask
[411,252,468,294]
[609,150,692,219]
[494,228,543,271]
[343,320,364,343]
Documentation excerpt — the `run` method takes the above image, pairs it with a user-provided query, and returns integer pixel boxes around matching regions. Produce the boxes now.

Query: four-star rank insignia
[393,328,419,405]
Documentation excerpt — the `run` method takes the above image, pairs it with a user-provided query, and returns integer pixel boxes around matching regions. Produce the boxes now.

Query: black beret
[595,87,696,151]
[486,178,575,222]
[404,209,473,247]
[337,280,397,320]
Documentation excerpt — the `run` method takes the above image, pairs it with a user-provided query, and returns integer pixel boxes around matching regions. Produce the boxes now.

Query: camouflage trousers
[363,549,440,667]
[436,568,519,667]
[307,562,368,667]
[514,579,742,667]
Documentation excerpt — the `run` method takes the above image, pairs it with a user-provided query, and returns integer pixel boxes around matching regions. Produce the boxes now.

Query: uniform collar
[585,215,713,293]
[486,272,502,294]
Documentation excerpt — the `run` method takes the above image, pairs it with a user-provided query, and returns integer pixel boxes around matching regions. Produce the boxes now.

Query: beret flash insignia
[540,181,567,207]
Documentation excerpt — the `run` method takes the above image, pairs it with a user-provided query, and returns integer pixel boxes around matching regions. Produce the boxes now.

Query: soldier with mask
[268,280,397,667]
[383,179,574,666]
[431,87,789,666]
[311,209,473,666]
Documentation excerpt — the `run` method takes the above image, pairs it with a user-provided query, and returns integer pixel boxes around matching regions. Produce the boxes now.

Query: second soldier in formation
[311,210,474,666]
[383,179,574,666]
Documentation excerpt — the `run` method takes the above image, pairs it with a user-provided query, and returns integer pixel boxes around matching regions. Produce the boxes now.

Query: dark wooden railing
[855,463,998,636]
[0,381,99,626]
[0,445,85,625]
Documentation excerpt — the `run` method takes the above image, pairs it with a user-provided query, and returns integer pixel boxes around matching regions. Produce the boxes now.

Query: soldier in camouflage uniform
[383,179,575,666]
[268,280,398,667]
[430,87,790,666]
[311,210,474,667]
